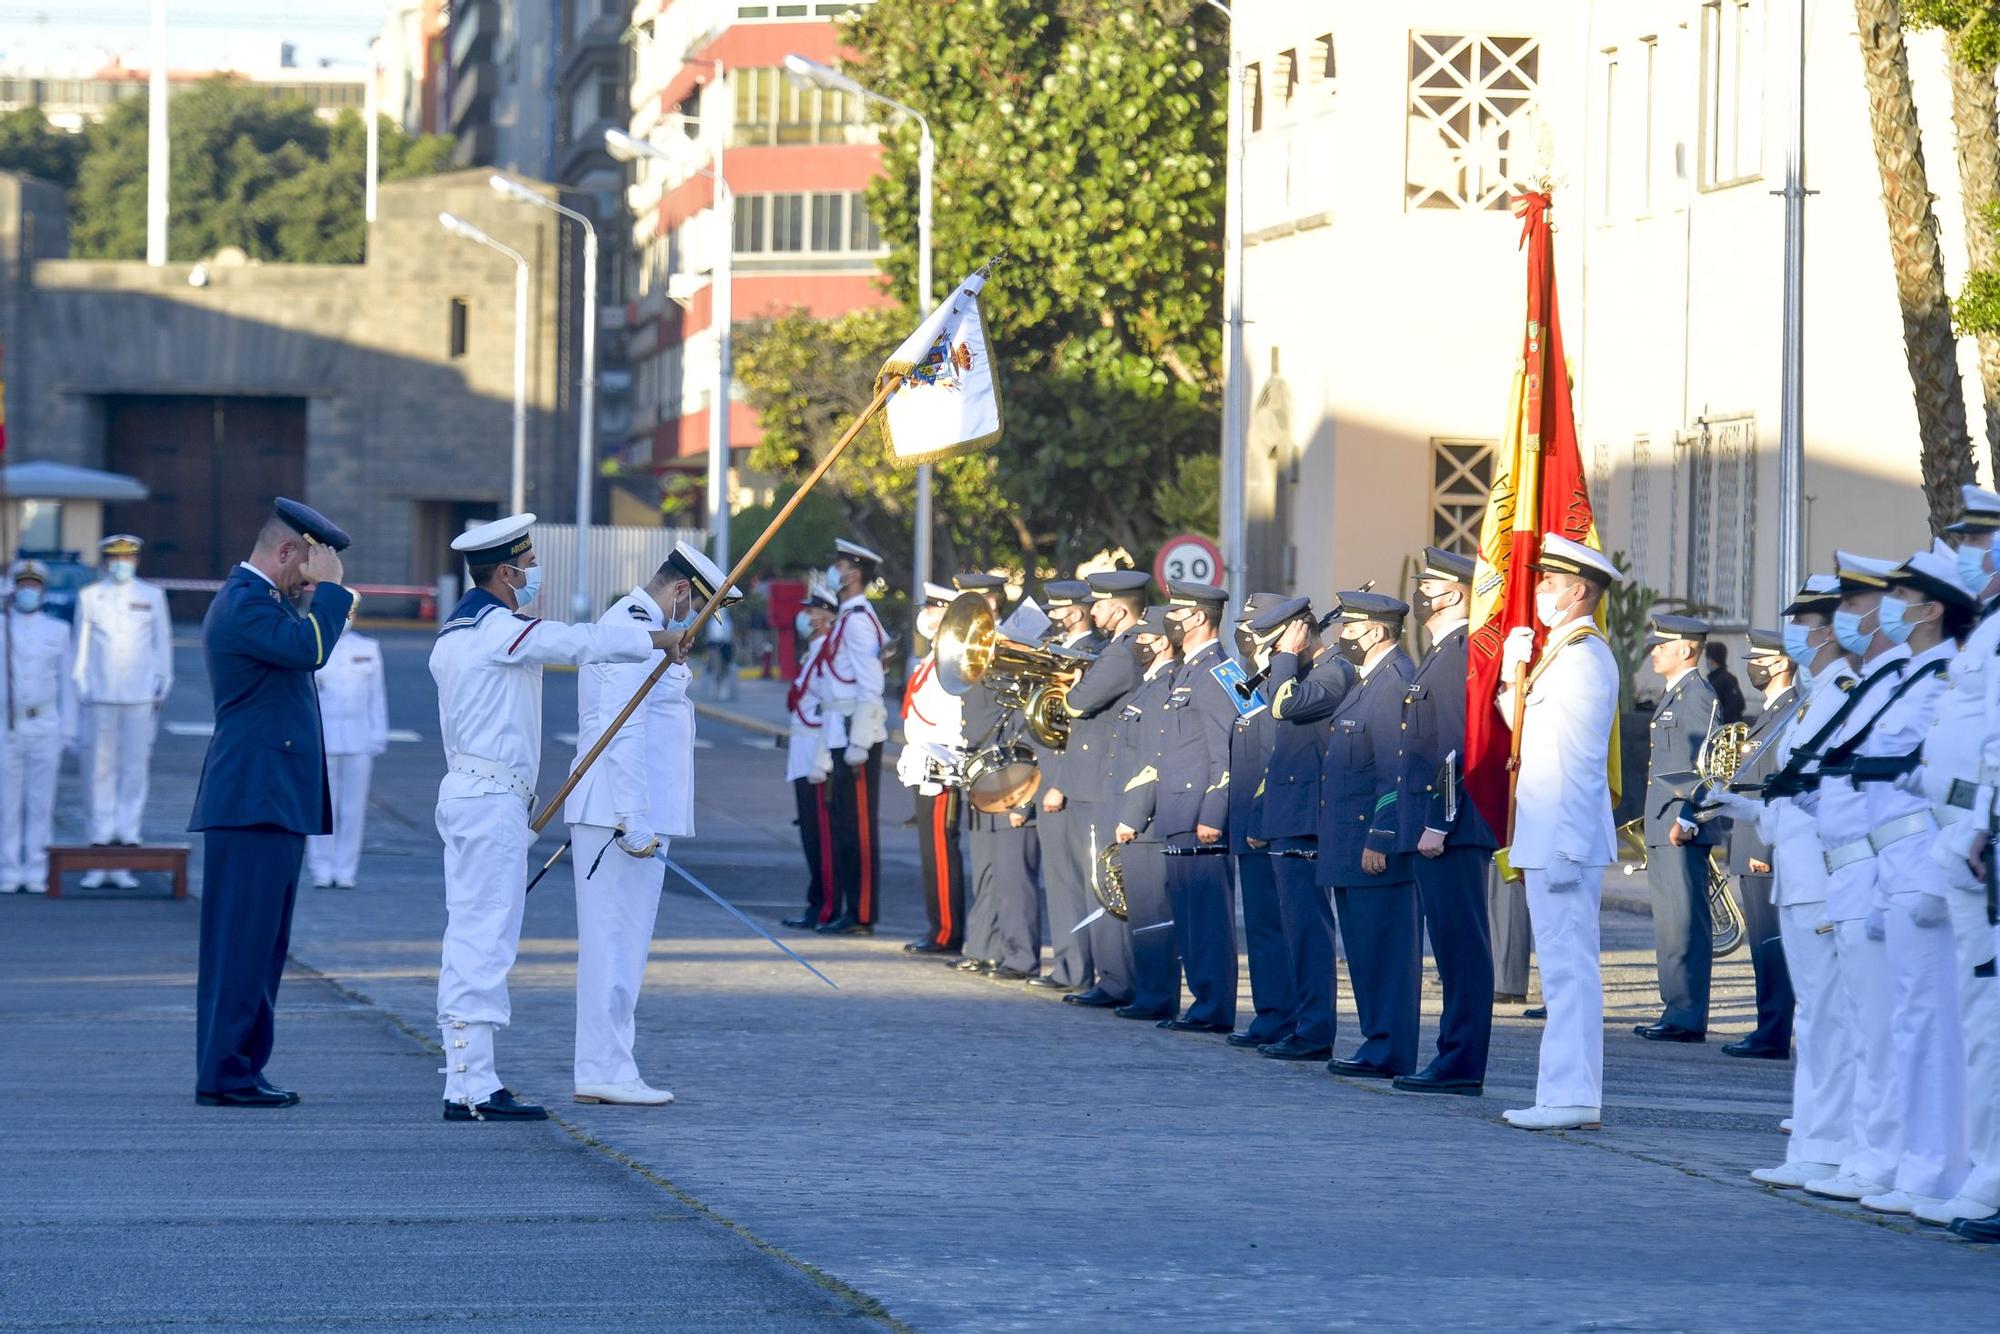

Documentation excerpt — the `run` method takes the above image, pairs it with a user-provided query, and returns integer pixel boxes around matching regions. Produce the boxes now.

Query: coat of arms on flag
[875,269,1003,467]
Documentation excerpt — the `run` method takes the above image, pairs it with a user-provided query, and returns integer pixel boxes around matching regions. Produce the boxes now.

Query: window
[733,195,767,253]
[771,193,806,251]
[731,65,868,146]
[1277,49,1299,110]
[1599,51,1617,221]
[1628,435,1652,582]
[448,297,469,359]
[810,192,845,251]
[597,76,623,121]
[1682,415,1758,623]
[730,191,886,256]
[1245,62,1263,133]
[1313,33,1336,82]
[736,2,873,18]
[1641,37,1658,212]
[1430,439,1496,555]
[1406,34,1542,212]
[1700,0,1762,189]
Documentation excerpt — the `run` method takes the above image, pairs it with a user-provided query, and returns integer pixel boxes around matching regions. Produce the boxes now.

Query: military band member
[563,543,737,1108]
[1030,578,1102,991]
[74,533,173,888]
[899,582,968,956]
[815,540,890,935]
[1718,628,1799,1060]
[1113,606,1183,1021]
[1226,592,1295,1051]
[782,587,839,930]
[305,623,388,890]
[955,573,1044,978]
[1498,537,1623,1132]
[1634,613,1722,1043]
[1259,598,1356,1062]
[0,560,77,894]
[190,500,354,1107]
[1151,581,1239,1034]
[954,572,1012,974]
[1392,549,1499,1095]
[1306,592,1422,1078]
[1062,569,1150,1008]
[429,514,687,1122]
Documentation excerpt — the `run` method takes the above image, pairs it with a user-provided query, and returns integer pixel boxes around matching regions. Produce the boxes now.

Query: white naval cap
[1947,484,2000,534]
[665,540,743,606]
[1834,549,1901,592]
[1893,539,1977,608]
[1532,534,1623,585]
[835,538,883,565]
[921,581,956,606]
[453,513,537,563]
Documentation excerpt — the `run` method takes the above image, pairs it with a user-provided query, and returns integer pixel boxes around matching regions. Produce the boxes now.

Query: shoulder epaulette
[627,602,651,620]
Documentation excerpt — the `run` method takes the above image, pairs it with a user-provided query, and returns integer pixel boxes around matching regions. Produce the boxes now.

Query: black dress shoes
[1950,1210,2000,1241]
[1065,988,1126,1008]
[1493,991,1527,1004]
[196,1084,300,1108]
[1392,1069,1483,1095]
[1025,975,1077,991]
[1634,1021,1706,1043]
[1721,1038,1789,1059]
[781,913,818,929]
[1259,1036,1333,1062]
[1522,1005,1547,1020]
[1158,1016,1232,1034]
[905,939,959,955]
[989,966,1033,982]
[443,1087,548,1122]
[816,915,873,935]
[955,957,997,974]
[1225,1031,1273,1049]
[1114,1004,1173,1021]
[1327,1057,1396,1079]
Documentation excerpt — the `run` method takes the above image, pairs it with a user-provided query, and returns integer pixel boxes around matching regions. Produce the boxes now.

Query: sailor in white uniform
[306,628,389,889]
[0,561,78,893]
[563,542,741,1107]
[73,533,173,887]
[781,587,839,929]
[429,514,687,1122]
[1496,536,1622,1133]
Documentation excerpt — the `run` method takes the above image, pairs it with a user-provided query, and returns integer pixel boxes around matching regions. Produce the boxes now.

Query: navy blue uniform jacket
[1259,647,1355,841]
[1152,641,1237,839]
[1389,625,1497,853]
[1227,686,1275,855]
[1060,629,1139,804]
[189,566,356,835]
[1280,646,1416,888]
[1113,664,1180,841]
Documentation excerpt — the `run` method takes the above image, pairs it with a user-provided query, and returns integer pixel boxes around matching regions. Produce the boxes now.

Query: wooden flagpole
[532,373,902,832]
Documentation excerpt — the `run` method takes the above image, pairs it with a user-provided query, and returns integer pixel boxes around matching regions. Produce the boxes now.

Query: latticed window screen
[1431,438,1497,556]
[1406,33,1543,211]
[1628,435,1651,585]
[1684,414,1758,625]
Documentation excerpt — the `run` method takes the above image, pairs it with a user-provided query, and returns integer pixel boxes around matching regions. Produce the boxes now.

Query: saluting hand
[301,543,344,589]
[1275,619,1310,658]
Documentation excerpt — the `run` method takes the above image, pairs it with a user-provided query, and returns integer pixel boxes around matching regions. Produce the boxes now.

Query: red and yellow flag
[1463,191,1616,842]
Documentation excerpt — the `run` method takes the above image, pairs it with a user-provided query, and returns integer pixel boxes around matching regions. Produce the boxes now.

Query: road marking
[165,721,426,743]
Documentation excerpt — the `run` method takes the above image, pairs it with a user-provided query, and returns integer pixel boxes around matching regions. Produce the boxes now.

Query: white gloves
[850,697,890,750]
[1501,627,1536,678]
[807,746,833,785]
[1931,826,1986,893]
[1865,907,1887,941]
[614,824,660,858]
[1542,855,1585,892]
[844,743,870,766]
[1904,890,1952,929]
[894,746,925,787]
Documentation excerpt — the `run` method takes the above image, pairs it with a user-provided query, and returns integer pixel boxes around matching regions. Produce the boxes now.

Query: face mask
[508,563,542,612]
[1833,608,1873,655]
[1878,599,1920,646]
[1339,629,1376,665]
[1133,638,1159,669]
[1164,619,1186,650]
[12,587,41,613]
[825,564,845,594]
[794,610,813,638]
[1958,543,1992,593]
[1234,625,1257,662]
[1534,589,1565,628]
[1415,587,1459,623]
[108,560,136,584]
[1782,623,1816,670]
[1745,660,1773,690]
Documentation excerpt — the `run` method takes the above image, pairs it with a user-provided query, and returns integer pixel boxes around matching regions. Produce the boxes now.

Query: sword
[656,850,840,990]
[525,841,571,895]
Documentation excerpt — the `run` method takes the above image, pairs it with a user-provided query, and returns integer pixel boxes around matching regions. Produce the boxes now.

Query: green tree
[0,106,84,191]
[737,0,1226,577]
[70,78,452,263]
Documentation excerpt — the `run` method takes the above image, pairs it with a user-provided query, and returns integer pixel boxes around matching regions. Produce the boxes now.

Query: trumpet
[934,591,1086,750]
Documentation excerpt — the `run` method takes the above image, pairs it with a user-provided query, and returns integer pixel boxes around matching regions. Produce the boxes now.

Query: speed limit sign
[1153,533,1223,589]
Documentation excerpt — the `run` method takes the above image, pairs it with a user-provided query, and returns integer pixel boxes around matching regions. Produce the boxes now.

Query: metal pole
[1776,0,1806,602]
[913,125,935,624]
[365,40,380,226]
[576,219,598,620]
[1218,18,1246,622]
[511,255,528,515]
[708,180,734,579]
[146,0,167,266]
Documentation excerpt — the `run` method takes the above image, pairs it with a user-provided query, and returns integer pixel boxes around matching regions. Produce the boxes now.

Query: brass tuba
[1696,719,1752,957]
[1619,819,1745,959]
[1093,838,1130,920]
[934,591,1087,749]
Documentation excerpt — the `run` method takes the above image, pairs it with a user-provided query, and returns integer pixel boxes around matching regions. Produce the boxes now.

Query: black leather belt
[1163,845,1230,857]
[1948,778,1979,811]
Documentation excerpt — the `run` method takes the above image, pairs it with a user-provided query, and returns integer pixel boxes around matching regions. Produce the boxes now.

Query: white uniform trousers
[1832,921,1902,1186]
[435,791,533,1105]
[306,753,373,886]
[1776,901,1853,1166]
[87,701,156,845]
[569,823,666,1088]
[1883,884,1970,1199]
[1524,866,1605,1109]
[1943,882,2000,1209]
[0,726,61,888]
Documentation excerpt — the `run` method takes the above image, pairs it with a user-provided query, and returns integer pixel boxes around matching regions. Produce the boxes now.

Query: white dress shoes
[1859,1190,1930,1216]
[1750,1160,1839,1189]
[79,870,106,889]
[1803,1172,1890,1201]
[108,870,139,890]
[1501,1104,1601,1131]
[1778,1117,1794,1135]
[574,1079,675,1106]
[1913,1194,1999,1226]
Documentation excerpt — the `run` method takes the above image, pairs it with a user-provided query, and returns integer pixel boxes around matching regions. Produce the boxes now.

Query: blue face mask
[1958,542,1992,594]
[1782,623,1815,669]
[12,587,42,614]
[1878,599,1917,646]
[509,563,542,612]
[1833,608,1873,655]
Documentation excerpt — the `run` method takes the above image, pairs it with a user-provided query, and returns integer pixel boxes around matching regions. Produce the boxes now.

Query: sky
[0,0,390,73]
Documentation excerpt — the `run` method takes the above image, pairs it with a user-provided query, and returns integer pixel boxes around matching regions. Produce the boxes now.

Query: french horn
[934,591,1089,750]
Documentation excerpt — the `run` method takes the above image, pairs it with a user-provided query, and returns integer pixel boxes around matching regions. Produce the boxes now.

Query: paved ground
[6,627,1997,1330]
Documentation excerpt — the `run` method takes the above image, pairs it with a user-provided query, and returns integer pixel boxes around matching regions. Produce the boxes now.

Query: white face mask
[825,563,845,593]
[12,587,42,614]
[108,560,136,584]
[507,563,542,611]
[1534,589,1566,628]
[794,610,813,638]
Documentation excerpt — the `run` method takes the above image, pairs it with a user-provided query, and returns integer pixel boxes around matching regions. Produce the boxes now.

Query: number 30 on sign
[1152,533,1223,589]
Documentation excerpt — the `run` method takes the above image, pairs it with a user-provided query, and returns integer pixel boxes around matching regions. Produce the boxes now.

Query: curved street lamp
[439,212,531,516]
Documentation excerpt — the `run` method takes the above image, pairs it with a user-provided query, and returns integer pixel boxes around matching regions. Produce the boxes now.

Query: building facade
[1236,0,1971,636]
[0,60,367,130]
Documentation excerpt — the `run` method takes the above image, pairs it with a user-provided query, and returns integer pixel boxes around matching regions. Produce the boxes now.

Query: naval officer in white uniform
[73,533,173,887]
[1496,535,1622,1133]
[429,514,688,1122]
[563,542,741,1107]
[307,627,389,889]
[0,560,78,893]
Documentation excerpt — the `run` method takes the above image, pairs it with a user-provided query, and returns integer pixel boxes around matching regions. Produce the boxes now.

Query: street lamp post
[1202,0,1245,624]
[491,174,598,620]
[605,125,736,580]
[439,212,530,515]
[147,0,167,266]
[784,53,934,614]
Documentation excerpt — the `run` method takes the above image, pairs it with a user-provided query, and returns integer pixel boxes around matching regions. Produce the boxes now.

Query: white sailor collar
[626,584,665,625]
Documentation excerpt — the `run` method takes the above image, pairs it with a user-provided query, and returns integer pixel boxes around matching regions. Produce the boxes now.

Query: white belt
[447,753,534,804]
[1867,810,1935,854]
[1935,803,1966,829]
[1823,838,1874,875]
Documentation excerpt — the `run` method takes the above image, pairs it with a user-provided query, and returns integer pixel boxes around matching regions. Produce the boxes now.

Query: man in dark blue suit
[191,499,355,1107]
[1390,548,1499,1095]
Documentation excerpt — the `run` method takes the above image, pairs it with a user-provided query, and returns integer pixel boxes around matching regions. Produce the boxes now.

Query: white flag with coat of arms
[875,267,1003,466]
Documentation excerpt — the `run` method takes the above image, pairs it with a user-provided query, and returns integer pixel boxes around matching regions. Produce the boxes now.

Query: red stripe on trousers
[933,792,953,945]
[815,786,836,924]
[856,769,874,922]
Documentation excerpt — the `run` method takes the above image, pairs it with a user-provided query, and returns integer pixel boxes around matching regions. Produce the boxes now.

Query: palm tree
[1855,0,1977,530]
